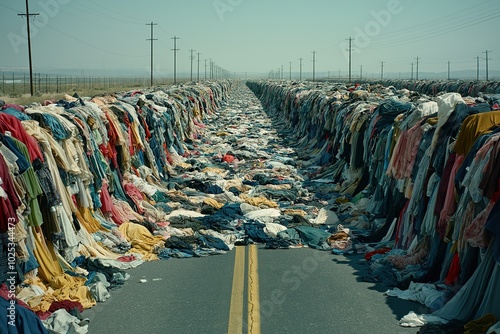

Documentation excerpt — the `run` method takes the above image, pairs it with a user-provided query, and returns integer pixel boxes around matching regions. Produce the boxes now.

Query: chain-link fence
[0,72,176,96]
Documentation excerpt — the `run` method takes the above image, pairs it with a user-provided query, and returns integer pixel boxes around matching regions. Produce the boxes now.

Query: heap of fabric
[0,81,232,332]
[366,79,500,99]
[247,79,500,328]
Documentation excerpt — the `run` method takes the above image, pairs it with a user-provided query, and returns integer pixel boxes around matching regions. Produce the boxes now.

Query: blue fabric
[0,108,31,121]
[0,134,30,174]
[0,297,49,334]
[294,226,331,250]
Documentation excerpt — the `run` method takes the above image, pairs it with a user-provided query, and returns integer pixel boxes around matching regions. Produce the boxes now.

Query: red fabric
[99,181,113,214]
[123,182,144,214]
[364,248,392,261]
[1,103,24,112]
[117,255,137,262]
[395,200,410,246]
[0,113,43,162]
[444,252,461,286]
[35,310,53,320]
[222,154,235,163]
[0,154,21,232]
[48,300,84,313]
[0,284,30,309]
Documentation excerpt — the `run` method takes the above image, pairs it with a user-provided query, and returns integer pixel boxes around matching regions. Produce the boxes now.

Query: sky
[0,0,499,80]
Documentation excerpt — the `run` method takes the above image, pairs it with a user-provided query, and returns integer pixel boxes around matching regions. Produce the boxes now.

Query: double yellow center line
[228,245,261,334]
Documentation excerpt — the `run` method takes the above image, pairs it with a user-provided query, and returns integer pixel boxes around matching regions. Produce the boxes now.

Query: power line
[18,0,38,96]
[204,59,208,80]
[483,50,492,81]
[44,24,144,58]
[197,52,201,81]
[346,37,354,83]
[415,57,420,80]
[0,3,21,13]
[171,36,180,84]
[476,56,480,81]
[189,49,195,81]
[312,51,317,82]
[299,58,303,81]
[146,22,157,87]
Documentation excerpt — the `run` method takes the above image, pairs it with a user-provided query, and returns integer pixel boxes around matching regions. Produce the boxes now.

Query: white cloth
[399,311,448,327]
[386,282,447,310]
[263,222,288,238]
[312,208,339,225]
[244,208,281,220]
[42,309,89,334]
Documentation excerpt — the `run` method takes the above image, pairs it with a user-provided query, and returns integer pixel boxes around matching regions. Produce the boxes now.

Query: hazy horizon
[1,0,499,80]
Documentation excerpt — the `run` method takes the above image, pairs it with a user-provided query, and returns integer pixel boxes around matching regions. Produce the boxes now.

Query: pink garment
[123,181,145,214]
[388,122,425,179]
[437,155,465,238]
[99,180,113,214]
[0,113,44,162]
[111,198,143,225]
[465,194,499,248]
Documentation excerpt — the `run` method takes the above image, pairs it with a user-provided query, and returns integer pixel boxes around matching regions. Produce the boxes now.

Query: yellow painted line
[228,246,245,334]
[248,244,261,334]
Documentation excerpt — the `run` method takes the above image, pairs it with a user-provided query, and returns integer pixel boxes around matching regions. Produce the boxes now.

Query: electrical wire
[65,0,145,26]
[56,8,139,35]
[44,23,145,58]
[0,3,21,13]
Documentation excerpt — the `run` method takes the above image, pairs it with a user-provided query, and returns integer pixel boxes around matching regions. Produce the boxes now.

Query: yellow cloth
[119,222,164,261]
[239,194,279,208]
[454,110,500,155]
[283,209,307,216]
[203,198,224,209]
[76,207,108,234]
[30,228,96,311]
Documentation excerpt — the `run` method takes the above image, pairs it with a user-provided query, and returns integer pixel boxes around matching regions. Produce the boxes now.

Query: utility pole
[204,59,208,80]
[380,61,385,79]
[346,37,354,83]
[197,52,201,81]
[146,22,157,87]
[210,58,213,79]
[312,51,317,82]
[476,56,480,81]
[171,36,180,84]
[483,50,492,81]
[19,0,39,96]
[299,58,303,81]
[415,57,420,80]
[360,65,363,79]
[281,65,284,80]
[410,62,414,80]
[289,61,292,80]
[447,61,451,80]
[189,49,195,81]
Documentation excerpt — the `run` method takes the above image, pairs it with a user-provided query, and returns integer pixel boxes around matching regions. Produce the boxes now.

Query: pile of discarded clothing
[0,81,236,332]
[247,79,500,330]
[367,79,500,98]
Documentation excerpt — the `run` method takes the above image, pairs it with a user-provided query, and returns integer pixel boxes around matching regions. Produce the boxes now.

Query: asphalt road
[82,246,425,334]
